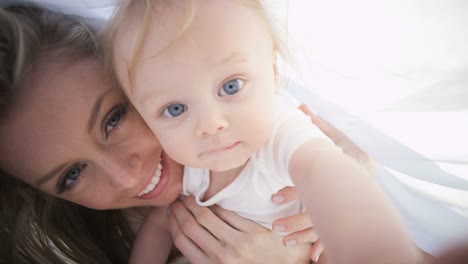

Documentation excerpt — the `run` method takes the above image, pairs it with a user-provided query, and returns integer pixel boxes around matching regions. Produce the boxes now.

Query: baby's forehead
[113,0,272,94]
[111,1,187,90]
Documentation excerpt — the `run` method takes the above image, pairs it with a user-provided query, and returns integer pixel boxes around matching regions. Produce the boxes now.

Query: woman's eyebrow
[87,88,114,133]
[36,163,67,187]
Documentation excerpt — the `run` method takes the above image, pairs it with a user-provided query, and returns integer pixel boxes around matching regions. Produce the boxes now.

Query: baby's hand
[272,186,324,263]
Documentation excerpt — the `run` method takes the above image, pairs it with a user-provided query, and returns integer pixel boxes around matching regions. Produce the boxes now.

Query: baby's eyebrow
[216,51,248,66]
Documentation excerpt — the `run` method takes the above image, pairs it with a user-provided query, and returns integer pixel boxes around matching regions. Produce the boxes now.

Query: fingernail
[313,251,320,262]
[313,246,323,262]
[273,224,286,232]
[285,239,297,247]
[272,195,285,204]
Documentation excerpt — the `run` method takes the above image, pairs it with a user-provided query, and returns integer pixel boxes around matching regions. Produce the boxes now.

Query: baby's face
[115,0,277,171]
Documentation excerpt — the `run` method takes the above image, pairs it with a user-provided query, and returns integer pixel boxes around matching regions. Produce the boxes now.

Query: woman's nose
[102,152,143,187]
[127,153,143,172]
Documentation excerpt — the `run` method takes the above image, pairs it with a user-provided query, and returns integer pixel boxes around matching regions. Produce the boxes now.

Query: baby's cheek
[159,134,189,164]
[136,109,158,134]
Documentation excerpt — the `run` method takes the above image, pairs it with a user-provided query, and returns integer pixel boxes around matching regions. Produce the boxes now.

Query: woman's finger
[282,227,319,246]
[179,196,242,246]
[299,104,343,144]
[272,212,313,234]
[310,240,325,263]
[271,186,299,205]
[210,204,266,233]
[170,199,225,259]
[167,210,211,263]
[299,103,376,175]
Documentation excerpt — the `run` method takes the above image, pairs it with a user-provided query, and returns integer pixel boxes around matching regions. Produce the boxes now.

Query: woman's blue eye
[163,103,187,117]
[103,103,129,138]
[219,79,243,96]
[56,164,87,194]
[108,114,120,128]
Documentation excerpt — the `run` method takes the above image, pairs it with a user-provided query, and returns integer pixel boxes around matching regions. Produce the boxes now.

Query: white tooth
[137,160,163,197]
[148,183,156,190]
[151,176,160,185]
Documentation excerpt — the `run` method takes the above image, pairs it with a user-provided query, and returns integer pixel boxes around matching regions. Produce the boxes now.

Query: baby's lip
[203,141,240,154]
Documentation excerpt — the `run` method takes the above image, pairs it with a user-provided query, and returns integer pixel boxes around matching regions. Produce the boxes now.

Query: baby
[106,0,422,263]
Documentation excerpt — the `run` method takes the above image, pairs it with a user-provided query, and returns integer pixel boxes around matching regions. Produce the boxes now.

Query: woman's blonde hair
[0,5,134,263]
[104,0,288,94]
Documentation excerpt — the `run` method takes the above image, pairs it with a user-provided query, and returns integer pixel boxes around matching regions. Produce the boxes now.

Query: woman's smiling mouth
[137,159,162,197]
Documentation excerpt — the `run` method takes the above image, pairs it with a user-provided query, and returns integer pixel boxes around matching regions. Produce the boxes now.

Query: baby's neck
[203,162,248,200]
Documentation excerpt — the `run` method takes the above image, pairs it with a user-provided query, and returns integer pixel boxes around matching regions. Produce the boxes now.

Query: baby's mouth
[137,159,162,197]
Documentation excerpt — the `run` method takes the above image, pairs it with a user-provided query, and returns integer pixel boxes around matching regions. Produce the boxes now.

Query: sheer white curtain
[4,0,468,255]
[285,0,468,159]
[281,0,468,254]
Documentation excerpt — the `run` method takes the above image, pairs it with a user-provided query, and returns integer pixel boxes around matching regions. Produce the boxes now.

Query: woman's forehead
[4,58,106,120]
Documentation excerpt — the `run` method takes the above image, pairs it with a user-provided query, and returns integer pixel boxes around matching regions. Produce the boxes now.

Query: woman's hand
[298,104,375,175]
[271,186,324,263]
[168,196,311,264]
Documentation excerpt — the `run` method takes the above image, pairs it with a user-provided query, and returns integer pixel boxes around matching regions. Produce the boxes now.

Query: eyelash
[102,103,130,139]
[56,163,86,194]
[55,102,130,194]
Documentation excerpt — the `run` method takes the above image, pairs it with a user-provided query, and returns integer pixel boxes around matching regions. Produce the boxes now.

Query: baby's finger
[272,212,313,234]
[271,186,299,205]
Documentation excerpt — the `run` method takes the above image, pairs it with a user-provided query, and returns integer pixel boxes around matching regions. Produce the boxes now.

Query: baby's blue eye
[219,79,243,96]
[163,103,187,117]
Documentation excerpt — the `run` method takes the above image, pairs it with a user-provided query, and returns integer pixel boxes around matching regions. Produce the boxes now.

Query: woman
[0,4,373,263]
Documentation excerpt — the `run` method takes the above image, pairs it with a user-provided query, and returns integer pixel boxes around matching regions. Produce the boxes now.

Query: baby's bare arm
[289,138,423,264]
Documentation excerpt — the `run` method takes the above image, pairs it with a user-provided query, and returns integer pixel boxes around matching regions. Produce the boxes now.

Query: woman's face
[0,58,183,209]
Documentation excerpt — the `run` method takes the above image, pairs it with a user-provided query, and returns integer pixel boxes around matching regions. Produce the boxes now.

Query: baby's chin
[185,156,250,172]
[194,156,250,173]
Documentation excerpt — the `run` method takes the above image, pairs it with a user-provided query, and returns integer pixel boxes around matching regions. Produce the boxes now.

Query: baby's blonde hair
[104,0,287,93]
